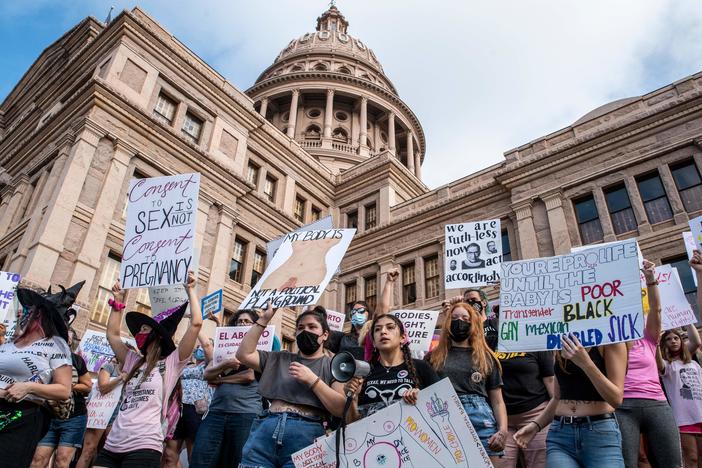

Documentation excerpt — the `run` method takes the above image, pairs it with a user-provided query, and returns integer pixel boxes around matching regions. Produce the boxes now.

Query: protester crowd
[1,247,702,468]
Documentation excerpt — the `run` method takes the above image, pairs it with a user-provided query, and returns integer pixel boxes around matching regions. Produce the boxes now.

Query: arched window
[332,127,349,142]
[290,64,304,72]
[338,66,352,75]
[304,125,321,140]
[313,63,328,71]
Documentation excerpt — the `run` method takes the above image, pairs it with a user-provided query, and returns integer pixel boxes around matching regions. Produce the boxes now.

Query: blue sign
[201,289,223,318]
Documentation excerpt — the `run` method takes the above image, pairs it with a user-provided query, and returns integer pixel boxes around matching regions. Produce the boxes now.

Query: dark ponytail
[401,342,421,388]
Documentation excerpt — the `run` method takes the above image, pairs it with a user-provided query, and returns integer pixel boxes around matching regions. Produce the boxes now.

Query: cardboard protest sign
[391,310,440,358]
[499,239,643,352]
[266,215,334,265]
[213,325,275,364]
[201,289,223,318]
[683,231,698,287]
[240,229,355,310]
[0,272,20,342]
[86,379,122,429]
[291,378,491,468]
[120,173,200,289]
[77,330,136,373]
[445,220,501,289]
[653,266,697,330]
[572,240,645,288]
[326,309,345,332]
[690,215,702,252]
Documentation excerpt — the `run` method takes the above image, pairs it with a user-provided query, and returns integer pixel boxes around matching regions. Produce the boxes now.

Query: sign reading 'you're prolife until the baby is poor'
[444,220,502,289]
[498,239,643,352]
[120,173,200,289]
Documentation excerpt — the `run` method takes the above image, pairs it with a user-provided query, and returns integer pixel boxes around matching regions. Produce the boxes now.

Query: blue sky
[3,1,702,188]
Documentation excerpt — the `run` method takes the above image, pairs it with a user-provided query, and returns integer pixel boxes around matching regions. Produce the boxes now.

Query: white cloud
[7,0,702,188]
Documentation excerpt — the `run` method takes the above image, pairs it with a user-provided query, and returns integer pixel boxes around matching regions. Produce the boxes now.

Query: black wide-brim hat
[125,301,188,358]
[16,288,69,341]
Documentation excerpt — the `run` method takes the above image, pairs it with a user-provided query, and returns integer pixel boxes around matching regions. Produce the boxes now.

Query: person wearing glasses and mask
[326,301,373,360]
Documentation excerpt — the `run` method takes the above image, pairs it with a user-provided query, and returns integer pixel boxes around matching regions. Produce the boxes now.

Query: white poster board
[656,266,697,330]
[77,330,136,373]
[326,309,346,332]
[120,173,200,289]
[213,325,275,364]
[499,239,643,352]
[240,229,355,310]
[86,379,122,430]
[683,231,698,287]
[266,215,334,265]
[445,220,501,289]
[690,215,702,252]
[0,272,20,342]
[291,378,491,468]
[391,310,440,358]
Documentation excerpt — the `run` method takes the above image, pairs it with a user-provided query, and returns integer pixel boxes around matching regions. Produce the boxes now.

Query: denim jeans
[239,411,325,468]
[189,411,256,468]
[37,413,88,448]
[459,393,504,457]
[546,417,624,468]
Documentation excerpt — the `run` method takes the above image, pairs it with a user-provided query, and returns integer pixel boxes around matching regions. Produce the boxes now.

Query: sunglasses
[351,307,366,314]
[465,300,484,313]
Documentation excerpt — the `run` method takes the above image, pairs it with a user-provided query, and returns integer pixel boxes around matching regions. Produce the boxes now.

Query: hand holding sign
[690,250,702,274]
[642,259,656,284]
[560,333,590,369]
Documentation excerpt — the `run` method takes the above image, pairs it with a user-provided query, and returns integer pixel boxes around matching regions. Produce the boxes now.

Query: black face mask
[296,330,322,355]
[450,319,471,342]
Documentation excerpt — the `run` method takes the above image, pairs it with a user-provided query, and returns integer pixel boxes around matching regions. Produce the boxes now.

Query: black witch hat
[125,302,188,357]
[16,288,69,341]
[45,281,85,325]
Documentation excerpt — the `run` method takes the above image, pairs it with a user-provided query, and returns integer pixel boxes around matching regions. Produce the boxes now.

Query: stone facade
[0,6,700,345]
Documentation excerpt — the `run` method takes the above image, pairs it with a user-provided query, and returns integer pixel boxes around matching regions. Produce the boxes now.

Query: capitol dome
[246,5,425,177]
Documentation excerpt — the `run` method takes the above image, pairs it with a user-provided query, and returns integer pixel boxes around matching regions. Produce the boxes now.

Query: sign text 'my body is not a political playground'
[498,239,643,352]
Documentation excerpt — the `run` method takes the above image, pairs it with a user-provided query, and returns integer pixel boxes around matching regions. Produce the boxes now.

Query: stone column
[286,89,299,138]
[414,151,422,180]
[22,128,100,288]
[206,205,237,294]
[259,98,269,118]
[282,175,296,216]
[388,112,396,154]
[69,142,131,303]
[541,191,574,254]
[406,132,415,174]
[592,187,616,242]
[512,201,540,259]
[359,96,369,157]
[378,185,396,225]
[323,89,334,139]
[0,176,31,239]
[624,176,652,234]
[659,164,689,224]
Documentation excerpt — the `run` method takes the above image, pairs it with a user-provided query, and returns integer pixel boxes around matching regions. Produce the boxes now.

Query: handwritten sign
[120,173,200,289]
[326,309,346,332]
[683,231,698,287]
[201,289,223,318]
[86,379,122,429]
[655,266,697,330]
[0,272,20,342]
[391,310,440,358]
[690,215,702,252]
[445,220,501,289]
[266,215,334,265]
[77,330,135,373]
[292,378,491,468]
[499,239,643,352]
[213,325,275,364]
[240,229,355,310]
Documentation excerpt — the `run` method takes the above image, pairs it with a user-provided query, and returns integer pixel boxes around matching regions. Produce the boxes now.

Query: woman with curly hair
[425,302,507,463]
[344,313,439,421]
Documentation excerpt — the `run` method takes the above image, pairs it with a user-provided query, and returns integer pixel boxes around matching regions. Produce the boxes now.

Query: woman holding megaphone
[236,303,347,468]
[343,314,439,421]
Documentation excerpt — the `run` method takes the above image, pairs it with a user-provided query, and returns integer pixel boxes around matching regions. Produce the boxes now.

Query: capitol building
[0,6,699,342]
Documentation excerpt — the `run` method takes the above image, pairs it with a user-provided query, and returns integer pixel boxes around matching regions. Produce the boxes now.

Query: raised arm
[178,271,204,361]
[642,259,662,339]
[686,323,701,355]
[106,281,129,364]
[377,269,399,315]
[236,302,276,372]
[198,320,215,363]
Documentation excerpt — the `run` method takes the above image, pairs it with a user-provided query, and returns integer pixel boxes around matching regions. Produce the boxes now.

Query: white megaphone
[330,351,371,383]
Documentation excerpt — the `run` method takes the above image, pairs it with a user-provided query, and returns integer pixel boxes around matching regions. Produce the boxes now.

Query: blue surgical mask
[351,312,367,326]
[193,347,205,361]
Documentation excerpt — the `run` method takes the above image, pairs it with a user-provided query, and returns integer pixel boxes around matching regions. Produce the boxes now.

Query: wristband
[108,299,126,311]
[646,281,659,286]
[309,377,321,391]
[529,420,543,431]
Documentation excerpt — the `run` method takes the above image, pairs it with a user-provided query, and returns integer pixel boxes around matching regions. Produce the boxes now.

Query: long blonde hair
[661,329,692,364]
[428,302,499,377]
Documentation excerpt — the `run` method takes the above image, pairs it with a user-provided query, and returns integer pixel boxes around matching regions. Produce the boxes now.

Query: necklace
[379,362,399,373]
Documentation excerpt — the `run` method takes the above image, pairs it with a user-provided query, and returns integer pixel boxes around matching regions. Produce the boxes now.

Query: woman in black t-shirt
[426,302,507,464]
[344,314,439,420]
[496,351,554,468]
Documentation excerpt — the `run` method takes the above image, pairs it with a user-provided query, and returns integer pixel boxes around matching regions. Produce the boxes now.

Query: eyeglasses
[465,300,484,313]
[237,319,254,325]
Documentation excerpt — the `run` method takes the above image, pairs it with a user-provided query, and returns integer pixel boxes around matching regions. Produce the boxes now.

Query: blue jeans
[189,411,256,468]
[459,393,504,457]
[37,414,88,448]
[547,417,624,468]
[239,411,325,468]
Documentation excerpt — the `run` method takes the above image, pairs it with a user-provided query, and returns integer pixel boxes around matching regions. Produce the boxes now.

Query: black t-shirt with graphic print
[425,347,502,400]
[357,359,439,417]
[71,353,89,417]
